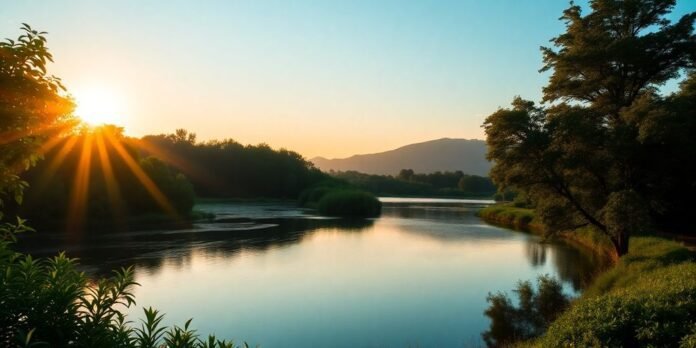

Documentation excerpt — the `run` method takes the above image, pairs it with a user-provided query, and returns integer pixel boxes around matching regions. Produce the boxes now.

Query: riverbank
[479,204,696,346]
[478,204,616,260]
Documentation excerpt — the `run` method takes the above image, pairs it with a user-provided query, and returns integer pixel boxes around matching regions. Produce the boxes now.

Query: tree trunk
[611,230,630,257]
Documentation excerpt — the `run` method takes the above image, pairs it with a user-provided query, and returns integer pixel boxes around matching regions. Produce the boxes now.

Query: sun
[73,86,127,127]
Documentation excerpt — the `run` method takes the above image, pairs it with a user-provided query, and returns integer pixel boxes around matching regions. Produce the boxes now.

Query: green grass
[529,237,696,347]
[478,204,540,234]
[479,204,616,259]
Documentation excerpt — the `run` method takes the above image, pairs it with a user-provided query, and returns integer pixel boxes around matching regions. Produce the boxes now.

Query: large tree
[0,24,75,217]
[484,0,696,256]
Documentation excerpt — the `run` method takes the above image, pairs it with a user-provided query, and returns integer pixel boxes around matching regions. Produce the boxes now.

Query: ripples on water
[17,199,608,347]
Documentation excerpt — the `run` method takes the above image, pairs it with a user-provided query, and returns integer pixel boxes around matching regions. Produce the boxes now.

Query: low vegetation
[478,205,538,233]
[316,190,381,218]
[299,184,381,218]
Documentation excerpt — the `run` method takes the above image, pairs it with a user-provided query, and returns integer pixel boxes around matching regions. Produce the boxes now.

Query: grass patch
[479,204,615,259]
[478,204,540,233]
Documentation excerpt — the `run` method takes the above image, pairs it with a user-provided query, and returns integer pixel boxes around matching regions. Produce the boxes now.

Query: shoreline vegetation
[478,204,616,261]
[479,204,696,347]
[299,186,382,218]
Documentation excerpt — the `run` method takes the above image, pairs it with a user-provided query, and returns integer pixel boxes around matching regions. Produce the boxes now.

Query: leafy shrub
[297,186,333,208]
[482,275,570,347]
[316,190,381,218]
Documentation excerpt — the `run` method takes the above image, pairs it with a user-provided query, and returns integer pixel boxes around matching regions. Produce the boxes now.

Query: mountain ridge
[311,138,491,176]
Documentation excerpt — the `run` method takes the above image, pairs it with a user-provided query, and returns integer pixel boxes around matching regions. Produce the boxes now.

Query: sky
[2,1,695,159]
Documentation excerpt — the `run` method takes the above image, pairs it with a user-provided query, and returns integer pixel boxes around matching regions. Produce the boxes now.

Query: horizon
[2,0,694,159]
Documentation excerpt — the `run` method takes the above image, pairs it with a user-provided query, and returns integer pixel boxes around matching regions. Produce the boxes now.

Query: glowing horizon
[4,0,694,158]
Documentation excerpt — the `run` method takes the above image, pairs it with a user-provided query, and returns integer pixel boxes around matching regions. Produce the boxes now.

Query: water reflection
[17,213,375,276]
[15,201,608,347]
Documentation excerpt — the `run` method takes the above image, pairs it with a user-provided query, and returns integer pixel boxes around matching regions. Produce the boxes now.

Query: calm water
[18,199,607,347]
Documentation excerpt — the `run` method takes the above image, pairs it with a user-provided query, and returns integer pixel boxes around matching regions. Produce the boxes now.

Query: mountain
[311,138,491,176]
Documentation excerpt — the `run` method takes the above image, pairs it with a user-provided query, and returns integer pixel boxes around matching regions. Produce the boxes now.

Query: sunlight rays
[28,127,181,232]
[104,132,179,218]
[95,132,126,222]
[66,133,93,232]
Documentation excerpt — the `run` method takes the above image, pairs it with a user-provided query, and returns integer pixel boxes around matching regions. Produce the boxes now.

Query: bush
[316,190,382,218]
[297,186,333,208]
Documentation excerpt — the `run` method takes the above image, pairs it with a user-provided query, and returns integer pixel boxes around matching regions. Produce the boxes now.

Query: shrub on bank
[316,190,382,218]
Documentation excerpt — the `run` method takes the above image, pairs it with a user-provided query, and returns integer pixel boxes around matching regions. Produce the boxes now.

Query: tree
[0,24,75,217]
[484,0,696,256]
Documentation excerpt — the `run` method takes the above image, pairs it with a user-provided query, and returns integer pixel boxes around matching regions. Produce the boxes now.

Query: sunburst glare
[73,86,127,127]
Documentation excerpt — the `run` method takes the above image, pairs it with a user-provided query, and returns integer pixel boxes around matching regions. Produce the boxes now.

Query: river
[17,198,607,347]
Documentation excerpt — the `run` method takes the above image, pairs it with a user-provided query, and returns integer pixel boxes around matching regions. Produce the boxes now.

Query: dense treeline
[9,127,350,227]
[7,126,195,229]
[331,169,496,197]
[138,130,328,199]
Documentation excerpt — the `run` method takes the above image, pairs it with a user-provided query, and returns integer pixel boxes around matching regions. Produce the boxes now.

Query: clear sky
[2,1,694,158]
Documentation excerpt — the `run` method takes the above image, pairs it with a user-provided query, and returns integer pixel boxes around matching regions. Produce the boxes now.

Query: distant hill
[311,138,491,176]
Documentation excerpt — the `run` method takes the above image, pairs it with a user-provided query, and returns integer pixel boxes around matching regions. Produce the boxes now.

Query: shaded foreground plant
[0,220,251,348]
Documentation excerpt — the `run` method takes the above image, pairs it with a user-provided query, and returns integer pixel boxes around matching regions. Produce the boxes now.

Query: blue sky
[2,1,695,158]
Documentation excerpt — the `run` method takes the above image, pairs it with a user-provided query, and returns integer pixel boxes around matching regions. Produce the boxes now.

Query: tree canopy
[0,24,75,217]
[484,0,696,256]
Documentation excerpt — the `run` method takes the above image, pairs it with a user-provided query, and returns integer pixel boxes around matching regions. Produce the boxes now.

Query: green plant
[316,190,382,218]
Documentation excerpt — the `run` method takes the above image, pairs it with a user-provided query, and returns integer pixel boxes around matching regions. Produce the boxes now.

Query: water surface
[18,199,606,347]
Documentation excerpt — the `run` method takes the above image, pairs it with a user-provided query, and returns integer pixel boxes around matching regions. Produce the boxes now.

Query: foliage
[0,24,75,218]
[312,190,382,218]
[533,237,696,347]
[483,0,696,256]
[482,275,570,347]
[331,170,496,197]
[9,128,197,229]
[138,130,328,199]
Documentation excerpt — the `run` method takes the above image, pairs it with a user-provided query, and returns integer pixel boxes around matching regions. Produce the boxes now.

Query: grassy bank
[529,237,696,347]
[480,204,696,346]
[478,204,615,260]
